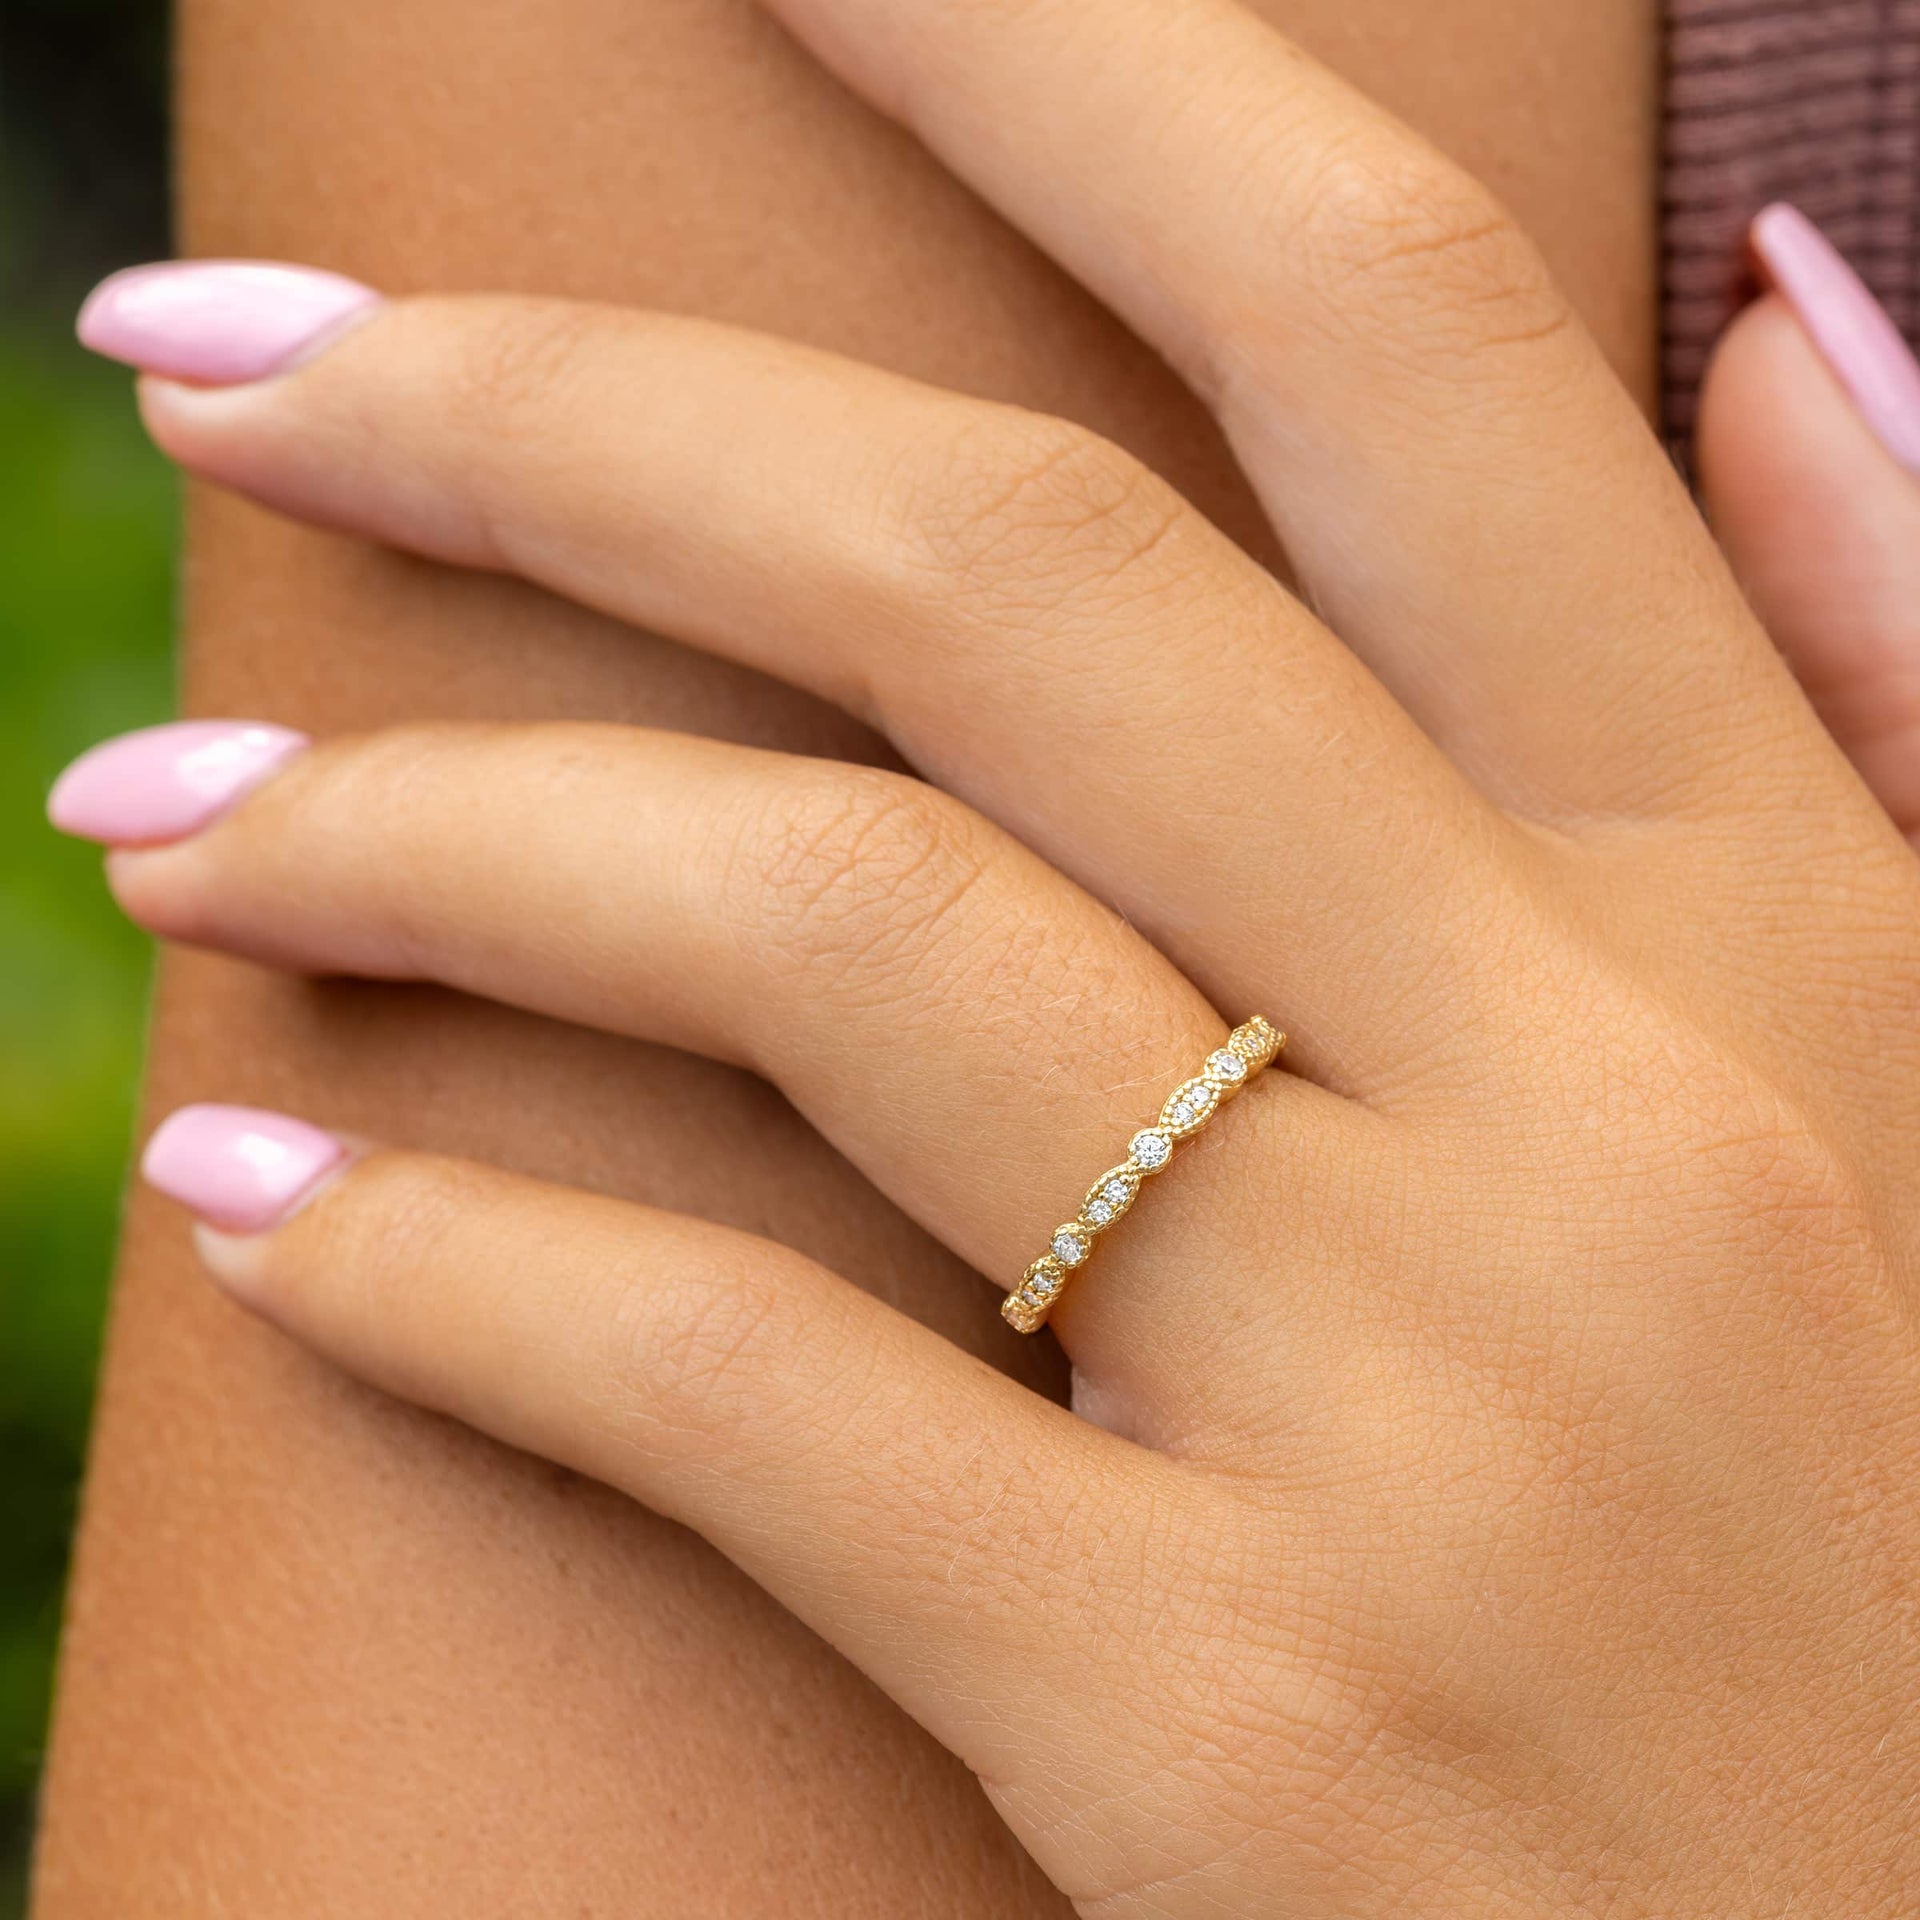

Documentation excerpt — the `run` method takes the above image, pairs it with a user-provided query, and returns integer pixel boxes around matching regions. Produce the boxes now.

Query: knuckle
[729,767,1000,1006]
[441,303,613,561]
[301,724,480,973]
[313,724,451,830]
[888,409,1191,615]
[449,301,606,429]
[1565,988,1897,1333]
[1289,136,1571,358]
[600,1250,800,1460]
[307,1151,501,1335]
[1687,1094,1886,1311]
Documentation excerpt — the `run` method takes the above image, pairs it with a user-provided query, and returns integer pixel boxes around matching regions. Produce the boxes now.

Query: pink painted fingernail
[77,260,382,385]
[143,1105,348,1235]
[1752,204,1920,475]
[48,720,309,847]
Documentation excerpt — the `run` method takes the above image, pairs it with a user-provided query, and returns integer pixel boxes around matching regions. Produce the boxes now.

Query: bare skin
[34,1,1656,1911]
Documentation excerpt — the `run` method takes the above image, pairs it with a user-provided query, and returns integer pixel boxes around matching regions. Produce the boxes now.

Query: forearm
[33,0,1656,1910]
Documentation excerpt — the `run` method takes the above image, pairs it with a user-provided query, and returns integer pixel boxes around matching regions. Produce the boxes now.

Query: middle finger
[124,291,1502,1090]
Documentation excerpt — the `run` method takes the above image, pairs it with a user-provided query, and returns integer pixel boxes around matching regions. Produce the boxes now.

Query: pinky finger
[140,1103,1166,1790]
[1699,209,1920,845]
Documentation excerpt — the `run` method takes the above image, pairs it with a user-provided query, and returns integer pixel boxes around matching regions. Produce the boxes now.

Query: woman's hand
[55,0,1920,1911]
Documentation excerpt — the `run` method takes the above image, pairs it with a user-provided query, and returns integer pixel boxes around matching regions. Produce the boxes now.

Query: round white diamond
[1131,1129,1172,1169]
[1208,1048,1246,1083]
[1086,1199,1114,1227]
[1104,1178,1133,1204]
[1168,1101,1196,1127]
[1053,1229,1088,1267]
[1030,1269,1061,1298]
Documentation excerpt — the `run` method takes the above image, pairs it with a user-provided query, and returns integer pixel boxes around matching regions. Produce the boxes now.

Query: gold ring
[1002,1016,1285,1333]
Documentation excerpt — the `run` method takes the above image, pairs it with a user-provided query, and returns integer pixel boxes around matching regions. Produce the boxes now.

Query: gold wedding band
[1002,1016,1285,1333]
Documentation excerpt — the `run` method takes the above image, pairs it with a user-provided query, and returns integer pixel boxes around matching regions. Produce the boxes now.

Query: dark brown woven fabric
[1664,0,1920,439]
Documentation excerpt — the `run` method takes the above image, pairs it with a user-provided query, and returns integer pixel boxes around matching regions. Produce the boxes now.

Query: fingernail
[1752,204,1920,475]
[77,260,382,385]
[48,720,309,847]
[143,1105,348,1235]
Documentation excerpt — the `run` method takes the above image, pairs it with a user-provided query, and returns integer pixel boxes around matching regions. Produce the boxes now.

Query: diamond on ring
[1052,1227,1090,1267]
[1130,1128,1173,1170]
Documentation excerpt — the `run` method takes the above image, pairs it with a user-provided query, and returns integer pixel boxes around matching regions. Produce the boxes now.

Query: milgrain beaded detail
[1002,1017,1285,1333]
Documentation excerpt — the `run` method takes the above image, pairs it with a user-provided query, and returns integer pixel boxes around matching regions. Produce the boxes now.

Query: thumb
[1698,204,1920,845]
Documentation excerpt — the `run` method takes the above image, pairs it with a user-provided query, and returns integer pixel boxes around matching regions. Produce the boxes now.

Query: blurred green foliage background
[3,1,174,1907]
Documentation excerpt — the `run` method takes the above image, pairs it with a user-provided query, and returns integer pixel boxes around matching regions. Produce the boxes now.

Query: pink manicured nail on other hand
[143,1106,348,1235]
[77,260,381,385]
[1752,204,1920,476]
[47,720,309,847]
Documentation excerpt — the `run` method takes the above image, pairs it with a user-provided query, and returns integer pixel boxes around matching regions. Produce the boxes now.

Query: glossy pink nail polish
[143,1105,347,1235]
[47,720,308,847]
[1752,204,1920,475]
[77,260,381,385]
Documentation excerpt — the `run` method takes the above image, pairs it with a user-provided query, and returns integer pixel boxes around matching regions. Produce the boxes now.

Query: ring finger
[61,717,1369,1427]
